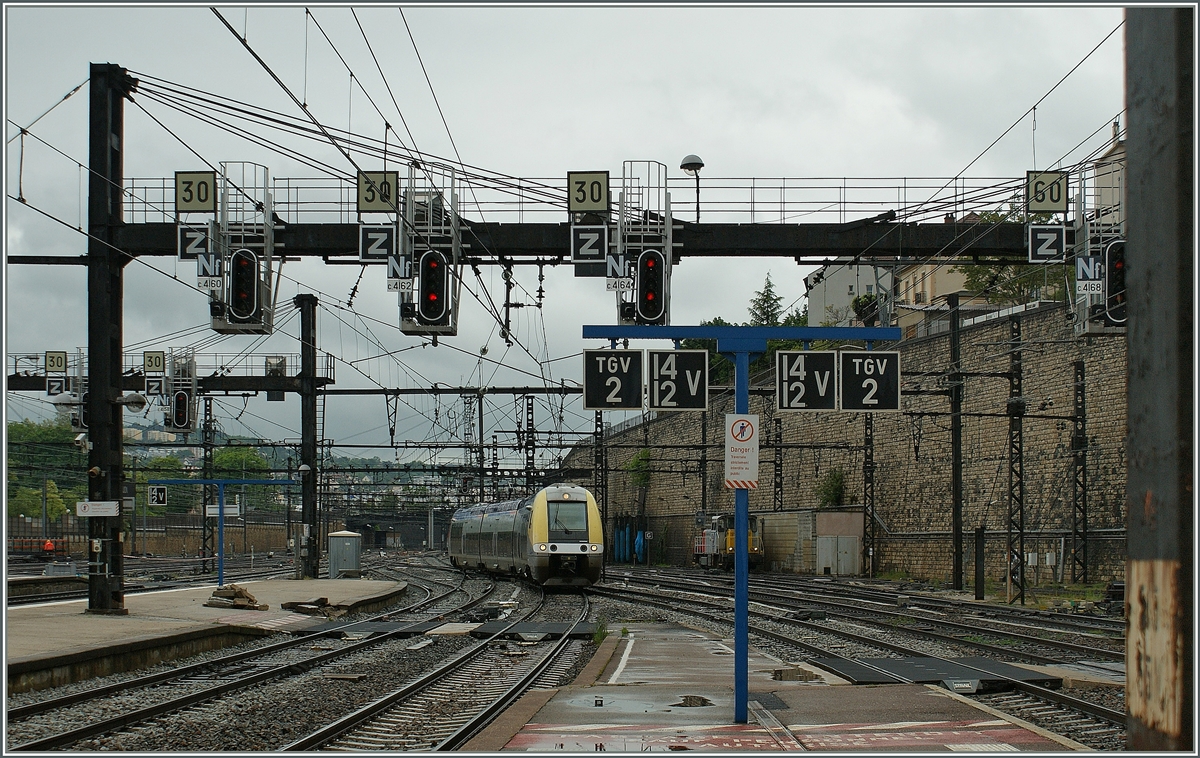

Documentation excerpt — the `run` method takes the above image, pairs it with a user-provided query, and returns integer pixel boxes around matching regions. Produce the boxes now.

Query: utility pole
[85,63,137,614]
[1125,7,1193,749]
[948,292,964,590]
[297,293,320,578]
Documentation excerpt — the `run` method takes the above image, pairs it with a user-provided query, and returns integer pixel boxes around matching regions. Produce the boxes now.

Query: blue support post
[733,350,750,724]
[580,323,899,727]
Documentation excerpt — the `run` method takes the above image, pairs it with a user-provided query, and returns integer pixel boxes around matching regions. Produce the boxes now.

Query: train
[447,484,604,586]
[693,513,764,571]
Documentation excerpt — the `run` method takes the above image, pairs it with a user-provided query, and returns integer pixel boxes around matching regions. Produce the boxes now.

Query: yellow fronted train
[447,484,604,586]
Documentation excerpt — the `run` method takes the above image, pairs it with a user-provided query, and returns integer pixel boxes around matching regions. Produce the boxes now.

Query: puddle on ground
[671,695,714,707]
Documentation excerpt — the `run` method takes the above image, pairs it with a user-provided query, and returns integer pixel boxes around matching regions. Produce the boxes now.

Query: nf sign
[839,351,901,411]
[647,350,708,411]
[1076,255,1103,295]
[583,350,643,410]
[775,351,837,411]
[724,414,759,489]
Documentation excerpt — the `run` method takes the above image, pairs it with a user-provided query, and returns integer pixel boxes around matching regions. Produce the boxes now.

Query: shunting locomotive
[693,513,764,571]
[447,484,603,586]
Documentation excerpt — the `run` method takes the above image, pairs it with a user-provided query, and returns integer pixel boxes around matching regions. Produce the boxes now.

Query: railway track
[284,590,590,751]
[7,574,494,751]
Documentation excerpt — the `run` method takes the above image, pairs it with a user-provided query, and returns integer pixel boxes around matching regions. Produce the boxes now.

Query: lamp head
[680,154,704,176]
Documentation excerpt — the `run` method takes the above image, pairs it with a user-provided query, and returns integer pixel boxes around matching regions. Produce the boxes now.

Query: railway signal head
[1104,239,1126,325]
[417,250,450,324]
[170,390,191,429]
[227,249,261,323]
[636,249,667,324]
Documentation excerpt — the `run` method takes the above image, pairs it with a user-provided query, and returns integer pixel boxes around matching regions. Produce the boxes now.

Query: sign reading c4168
[175,171,217,213]
[567,171,609,214]
[358,171,399,213]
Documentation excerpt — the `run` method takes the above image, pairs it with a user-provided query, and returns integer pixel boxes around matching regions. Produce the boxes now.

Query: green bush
[815,469,845,508]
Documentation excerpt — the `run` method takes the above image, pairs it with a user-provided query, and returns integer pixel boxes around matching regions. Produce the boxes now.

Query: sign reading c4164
[583,349,643,410]
[175,171,217,213]
[839,351,901,412]
[567,171,609,214]
[358,171,399,213]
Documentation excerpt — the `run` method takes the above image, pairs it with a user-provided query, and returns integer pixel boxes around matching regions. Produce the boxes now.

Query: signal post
[583,323,900,724]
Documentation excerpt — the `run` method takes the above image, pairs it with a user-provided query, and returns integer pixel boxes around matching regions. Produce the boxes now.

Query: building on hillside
[803,261,894,326]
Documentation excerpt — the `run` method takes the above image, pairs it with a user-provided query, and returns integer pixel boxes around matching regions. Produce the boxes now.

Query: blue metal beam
[149,478,299,587]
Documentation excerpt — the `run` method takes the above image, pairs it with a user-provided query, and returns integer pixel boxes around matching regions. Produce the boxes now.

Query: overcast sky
[4,5,1126,467]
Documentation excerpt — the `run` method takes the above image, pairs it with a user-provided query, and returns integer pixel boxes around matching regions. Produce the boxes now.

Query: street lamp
[680,154,704,223]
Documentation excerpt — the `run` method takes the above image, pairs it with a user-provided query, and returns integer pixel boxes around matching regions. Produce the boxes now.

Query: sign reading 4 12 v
[647,350,707,410]
[839,351,901,411]
[775,351,836,411]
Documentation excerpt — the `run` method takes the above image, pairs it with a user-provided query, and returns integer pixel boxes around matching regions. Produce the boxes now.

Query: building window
[866,285,873,294]
[848,285,855,296]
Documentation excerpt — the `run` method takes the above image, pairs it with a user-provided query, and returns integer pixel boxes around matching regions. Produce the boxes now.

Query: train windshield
[548,500,588,541]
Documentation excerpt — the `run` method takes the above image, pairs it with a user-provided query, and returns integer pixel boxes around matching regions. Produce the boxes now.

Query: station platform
[466,623,1098,752]
[5,578,407,693]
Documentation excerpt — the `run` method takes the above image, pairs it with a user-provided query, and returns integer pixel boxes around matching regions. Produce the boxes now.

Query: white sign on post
[76,501,120,517]
[724,414,759,489]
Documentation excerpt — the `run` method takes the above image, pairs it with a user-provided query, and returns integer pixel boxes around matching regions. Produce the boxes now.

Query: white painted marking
[607,635,636,683]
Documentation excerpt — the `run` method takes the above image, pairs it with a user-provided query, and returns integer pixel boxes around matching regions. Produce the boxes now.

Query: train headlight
[537,543,548,552]
[590,544,599,552]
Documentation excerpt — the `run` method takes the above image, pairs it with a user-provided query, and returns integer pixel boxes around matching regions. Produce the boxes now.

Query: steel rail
[10,579,493,751]
[280,584,556,751]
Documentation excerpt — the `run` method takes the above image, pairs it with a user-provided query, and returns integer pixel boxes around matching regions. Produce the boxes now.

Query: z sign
[1028,224,1066,263]
[359,224,396,262]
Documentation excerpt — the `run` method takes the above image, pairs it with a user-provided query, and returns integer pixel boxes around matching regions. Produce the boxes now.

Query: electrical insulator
[417,250,450,324]
[636,249,667,324]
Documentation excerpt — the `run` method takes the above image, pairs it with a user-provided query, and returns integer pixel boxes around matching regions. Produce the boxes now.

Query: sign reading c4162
[567,171,609,214]
[358,171,399,213]
[175,171,217,213]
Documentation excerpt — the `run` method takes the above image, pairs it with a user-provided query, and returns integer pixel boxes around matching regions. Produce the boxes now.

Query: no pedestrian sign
[724,414,759,489]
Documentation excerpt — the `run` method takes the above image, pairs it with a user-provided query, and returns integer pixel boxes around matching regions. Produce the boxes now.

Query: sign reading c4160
[583,349,643,410]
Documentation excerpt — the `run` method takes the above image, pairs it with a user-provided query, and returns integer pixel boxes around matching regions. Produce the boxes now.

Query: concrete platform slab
[6,578,407,692]
[489,623,1083,752]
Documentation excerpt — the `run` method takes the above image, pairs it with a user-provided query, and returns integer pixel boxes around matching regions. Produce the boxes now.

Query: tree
[951,206,1070,305]
[748,273,784,326]
[679,316,735,384]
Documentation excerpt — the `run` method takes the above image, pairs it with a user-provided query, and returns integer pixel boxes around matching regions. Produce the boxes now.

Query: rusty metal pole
[1124,7,1193,751]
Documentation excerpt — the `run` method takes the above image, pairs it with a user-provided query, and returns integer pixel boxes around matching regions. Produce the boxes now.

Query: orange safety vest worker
[43,539,55,552]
